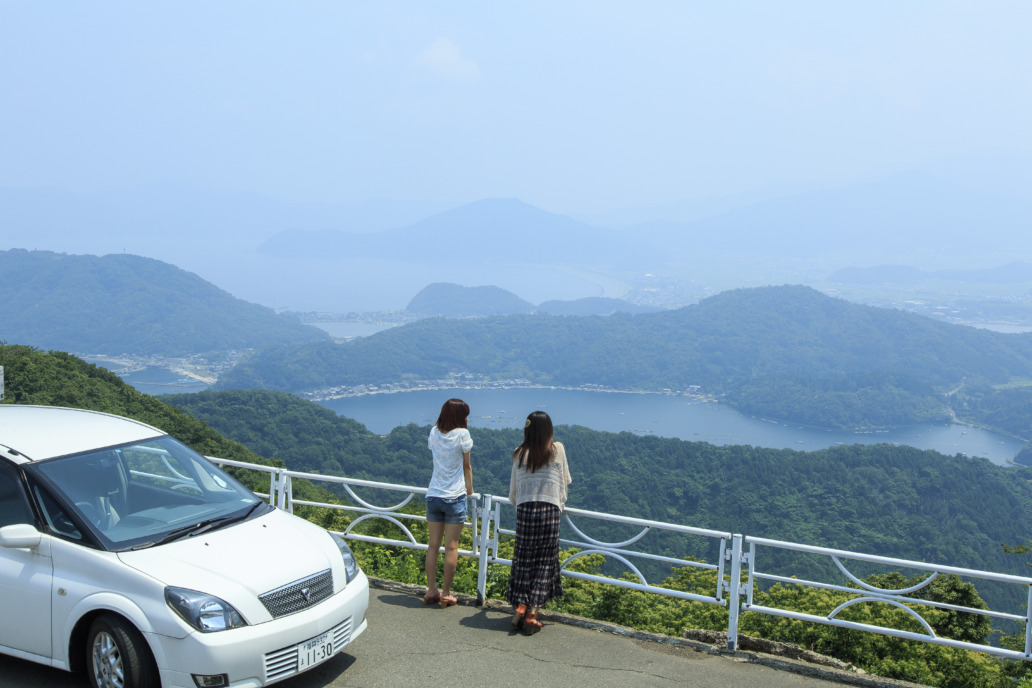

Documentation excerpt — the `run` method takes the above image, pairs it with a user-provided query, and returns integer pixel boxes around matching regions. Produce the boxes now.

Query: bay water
[316,387,1025,466]
[115,352,1026,466]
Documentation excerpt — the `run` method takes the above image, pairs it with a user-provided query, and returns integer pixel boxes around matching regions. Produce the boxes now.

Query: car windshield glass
[32,436,263,550]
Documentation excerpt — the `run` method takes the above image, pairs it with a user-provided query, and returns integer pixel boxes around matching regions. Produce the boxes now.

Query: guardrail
[211,458,1032,660]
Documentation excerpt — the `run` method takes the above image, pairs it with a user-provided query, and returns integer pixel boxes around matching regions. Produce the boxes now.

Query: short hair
[513,410,554,472]
[436,398,470,434]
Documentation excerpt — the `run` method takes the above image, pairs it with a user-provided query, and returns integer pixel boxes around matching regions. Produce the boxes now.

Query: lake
[316,387,1026,467]
[116,367,1025,466]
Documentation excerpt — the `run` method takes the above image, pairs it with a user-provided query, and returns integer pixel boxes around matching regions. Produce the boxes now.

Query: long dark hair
[436,398,470,433]
[513,410,554,473]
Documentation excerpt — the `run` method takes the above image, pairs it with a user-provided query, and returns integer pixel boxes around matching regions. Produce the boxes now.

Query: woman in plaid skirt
[507,411,572,635]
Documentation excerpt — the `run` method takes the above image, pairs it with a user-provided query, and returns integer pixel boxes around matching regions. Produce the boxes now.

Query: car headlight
[165,587,247,632]
[331,532,360,583]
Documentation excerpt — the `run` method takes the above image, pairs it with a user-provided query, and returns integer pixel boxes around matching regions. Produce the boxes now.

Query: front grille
[259,569,333,619]
[264,617,353,681]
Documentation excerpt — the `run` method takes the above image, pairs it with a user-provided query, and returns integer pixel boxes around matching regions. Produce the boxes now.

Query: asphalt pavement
[0,580,923,688]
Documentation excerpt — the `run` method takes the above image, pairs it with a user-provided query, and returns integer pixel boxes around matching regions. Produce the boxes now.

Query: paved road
[0,583,918,688]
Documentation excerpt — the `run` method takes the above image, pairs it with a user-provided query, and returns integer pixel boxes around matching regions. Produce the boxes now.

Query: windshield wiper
[133,502,267,549]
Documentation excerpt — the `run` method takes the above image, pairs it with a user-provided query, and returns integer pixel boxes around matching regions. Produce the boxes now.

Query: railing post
[475,494,493,606]
[726,534,744,652]
[274,470,289,511]
[1025,585,1032,658]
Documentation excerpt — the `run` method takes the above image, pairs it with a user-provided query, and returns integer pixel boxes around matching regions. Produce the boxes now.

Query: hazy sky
[2,2,1030,215]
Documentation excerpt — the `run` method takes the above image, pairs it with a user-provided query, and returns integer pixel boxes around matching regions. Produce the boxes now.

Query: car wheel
[86,614,159,688]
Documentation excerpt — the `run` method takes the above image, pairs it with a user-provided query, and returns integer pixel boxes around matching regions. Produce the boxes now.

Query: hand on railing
[467,494,480,517]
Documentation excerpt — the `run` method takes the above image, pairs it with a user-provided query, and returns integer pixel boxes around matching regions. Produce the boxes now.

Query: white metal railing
[742,536,1032,661]
[484,494,732,607]
[211,458,485,566]
[210,458,1032,659]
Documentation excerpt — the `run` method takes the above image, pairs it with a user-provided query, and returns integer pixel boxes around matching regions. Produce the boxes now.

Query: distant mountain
[828,262,1032,285]
[536,297,660,316]
[0,250,329,355]
[406,283,534,316]
[256,198,654,269]
[404,283,657,317]
[0,186,459,313]
[215,285,1032,435]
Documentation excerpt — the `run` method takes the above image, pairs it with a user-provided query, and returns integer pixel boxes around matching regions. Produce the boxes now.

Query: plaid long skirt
[506,502,563,608]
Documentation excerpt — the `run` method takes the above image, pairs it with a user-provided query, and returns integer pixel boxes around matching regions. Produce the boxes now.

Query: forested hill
[406,283,535,316]
[0,344,333,503]
[164,387,1032,590]
[215,285,1032,434]
[0,249,328,355]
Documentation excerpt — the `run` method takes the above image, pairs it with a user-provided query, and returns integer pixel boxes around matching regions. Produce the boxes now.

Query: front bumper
[151,571,369,688]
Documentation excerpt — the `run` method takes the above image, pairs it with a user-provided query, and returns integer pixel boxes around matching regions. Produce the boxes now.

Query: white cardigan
[508,441,572,509]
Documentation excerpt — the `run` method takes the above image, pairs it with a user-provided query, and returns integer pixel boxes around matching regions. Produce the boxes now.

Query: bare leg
[440,521,465,598]
[425,520,445,597]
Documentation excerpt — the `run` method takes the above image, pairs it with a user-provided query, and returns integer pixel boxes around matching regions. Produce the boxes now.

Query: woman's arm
[462,450,473,495]
[509,460,518,505]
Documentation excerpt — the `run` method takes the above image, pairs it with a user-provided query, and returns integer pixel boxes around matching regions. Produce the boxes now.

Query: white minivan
[0,405,368,688]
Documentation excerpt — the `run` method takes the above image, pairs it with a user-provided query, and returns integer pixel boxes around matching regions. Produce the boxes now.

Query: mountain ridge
[405,282,658,317]
[0,249,329,355]
[215,284,1032,436]
[256,197,655,268]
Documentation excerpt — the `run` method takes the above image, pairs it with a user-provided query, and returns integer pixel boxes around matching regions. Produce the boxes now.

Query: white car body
[0,405,368,688]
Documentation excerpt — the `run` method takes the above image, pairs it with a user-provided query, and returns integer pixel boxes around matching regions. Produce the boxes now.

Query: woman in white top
[424,398,474,608]
[507,410,572,634]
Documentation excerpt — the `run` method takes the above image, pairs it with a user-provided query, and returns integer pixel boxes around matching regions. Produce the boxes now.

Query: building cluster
[81,351,246,385]
[302,373,537,401]
[302,372,710,402]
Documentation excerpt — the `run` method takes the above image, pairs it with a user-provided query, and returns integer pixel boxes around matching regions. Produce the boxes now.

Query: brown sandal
[522,612,542,635]
[439,595,458,608]
[511,603,527,629]
[423,592,441,605]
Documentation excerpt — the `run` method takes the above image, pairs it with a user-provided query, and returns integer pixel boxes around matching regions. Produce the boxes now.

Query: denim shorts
[426,495,467,524]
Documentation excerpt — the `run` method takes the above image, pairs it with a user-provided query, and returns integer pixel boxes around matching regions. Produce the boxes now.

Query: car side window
[0,463,34,528]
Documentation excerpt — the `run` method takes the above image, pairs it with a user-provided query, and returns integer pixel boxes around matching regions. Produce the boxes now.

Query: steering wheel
[76,501,105,529]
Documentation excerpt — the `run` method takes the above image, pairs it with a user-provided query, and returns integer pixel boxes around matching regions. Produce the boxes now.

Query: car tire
[86,614,159,688]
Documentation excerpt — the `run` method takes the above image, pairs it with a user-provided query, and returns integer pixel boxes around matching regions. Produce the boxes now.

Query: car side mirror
[0,523,43,549]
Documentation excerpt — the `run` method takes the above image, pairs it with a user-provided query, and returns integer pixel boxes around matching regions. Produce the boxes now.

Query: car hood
[118,507,344,624]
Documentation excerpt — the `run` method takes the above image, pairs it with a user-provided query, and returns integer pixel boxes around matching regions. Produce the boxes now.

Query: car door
[0,462,54,660]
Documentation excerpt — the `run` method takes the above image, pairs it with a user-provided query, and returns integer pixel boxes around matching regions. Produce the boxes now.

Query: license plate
[297,631,335,670]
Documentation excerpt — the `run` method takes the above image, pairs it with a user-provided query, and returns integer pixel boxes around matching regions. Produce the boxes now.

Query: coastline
[304,381,715,404]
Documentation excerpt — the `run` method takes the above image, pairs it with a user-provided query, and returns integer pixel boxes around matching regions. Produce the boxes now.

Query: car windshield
[32,435,264,550]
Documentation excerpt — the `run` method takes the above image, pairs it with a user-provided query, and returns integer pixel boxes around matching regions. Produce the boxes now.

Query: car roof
[0,405,165,463]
